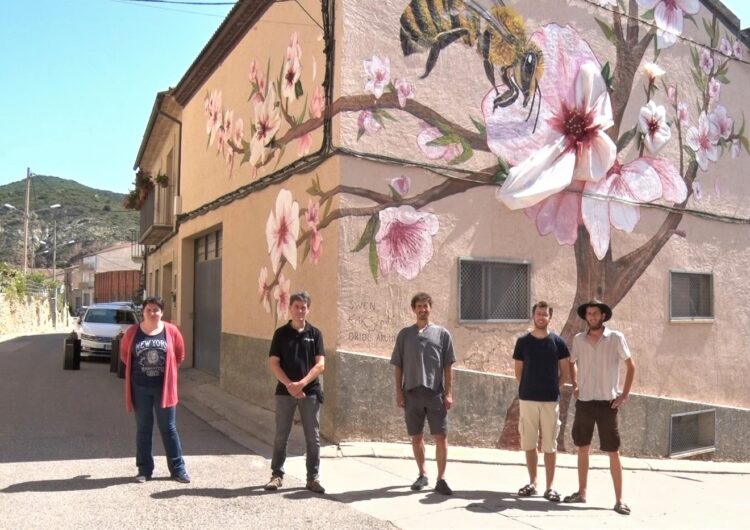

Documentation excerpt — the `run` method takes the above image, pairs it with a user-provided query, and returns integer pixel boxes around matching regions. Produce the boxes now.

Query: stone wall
[219,333,750,461]
[0,292,70,338]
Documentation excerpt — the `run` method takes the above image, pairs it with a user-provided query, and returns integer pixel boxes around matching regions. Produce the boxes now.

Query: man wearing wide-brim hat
[563,300,636,516]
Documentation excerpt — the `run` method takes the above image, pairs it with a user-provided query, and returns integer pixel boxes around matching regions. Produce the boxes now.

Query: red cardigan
[119,322,185,412]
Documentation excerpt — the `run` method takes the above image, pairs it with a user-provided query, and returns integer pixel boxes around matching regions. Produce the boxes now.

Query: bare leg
[435,434,448,480]
[543,452,556,491]
[411,434,426,476]
[609,450,623,503]
[577,445,590,499]
[524,449,538,487]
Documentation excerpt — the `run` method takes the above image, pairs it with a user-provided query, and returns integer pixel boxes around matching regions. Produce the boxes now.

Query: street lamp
[3,202,61,273]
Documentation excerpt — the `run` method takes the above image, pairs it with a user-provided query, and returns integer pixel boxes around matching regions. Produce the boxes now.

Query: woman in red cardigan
[120,296,190,484]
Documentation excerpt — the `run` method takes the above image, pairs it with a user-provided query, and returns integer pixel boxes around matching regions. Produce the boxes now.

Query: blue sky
[0,0,748,195]
[0,0,233,194]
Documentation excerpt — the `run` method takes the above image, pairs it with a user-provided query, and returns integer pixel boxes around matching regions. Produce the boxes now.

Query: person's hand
[396,389,405,408]
[573,384,579,399]
[612,393,628,409]
[286,381,305,398]
[443,392,453,410]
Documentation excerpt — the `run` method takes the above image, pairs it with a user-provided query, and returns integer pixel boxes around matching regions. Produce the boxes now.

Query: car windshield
[83,308,137,325]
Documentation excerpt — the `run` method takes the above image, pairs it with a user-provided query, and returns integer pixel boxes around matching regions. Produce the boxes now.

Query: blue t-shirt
[131,327,167,387]
[512,332,570,401]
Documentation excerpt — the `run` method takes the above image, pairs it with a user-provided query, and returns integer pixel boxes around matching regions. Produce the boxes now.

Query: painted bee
[400,0,544,131]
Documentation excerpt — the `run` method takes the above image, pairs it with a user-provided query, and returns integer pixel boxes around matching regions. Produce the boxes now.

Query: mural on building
[201,1,746,333]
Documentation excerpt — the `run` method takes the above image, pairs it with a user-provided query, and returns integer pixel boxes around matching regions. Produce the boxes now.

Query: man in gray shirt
[391,292,456,495]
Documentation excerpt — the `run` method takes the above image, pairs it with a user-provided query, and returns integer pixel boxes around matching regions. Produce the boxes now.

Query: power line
[115,0,235,5]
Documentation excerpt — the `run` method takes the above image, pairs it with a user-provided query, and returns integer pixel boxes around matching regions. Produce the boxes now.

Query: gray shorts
[404,386,448,436]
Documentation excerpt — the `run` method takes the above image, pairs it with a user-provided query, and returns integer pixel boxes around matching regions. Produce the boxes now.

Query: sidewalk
[179,368,749,530]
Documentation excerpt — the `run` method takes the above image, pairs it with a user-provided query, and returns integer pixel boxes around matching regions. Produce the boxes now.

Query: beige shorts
[518,400,560,453]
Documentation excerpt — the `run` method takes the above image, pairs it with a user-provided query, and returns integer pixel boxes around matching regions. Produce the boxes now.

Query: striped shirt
[571,327,631,401]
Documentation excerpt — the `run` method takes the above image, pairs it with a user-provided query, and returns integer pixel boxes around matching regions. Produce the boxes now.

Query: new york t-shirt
[131,327,167,387]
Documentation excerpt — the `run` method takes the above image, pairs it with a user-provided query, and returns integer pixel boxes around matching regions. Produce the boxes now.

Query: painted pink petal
[581,177,613,260]
[534,184,582,245]
[497,135,576,210]
[648,157,687,203]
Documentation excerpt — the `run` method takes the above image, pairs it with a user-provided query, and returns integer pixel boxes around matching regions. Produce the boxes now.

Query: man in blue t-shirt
[512,300,570,502]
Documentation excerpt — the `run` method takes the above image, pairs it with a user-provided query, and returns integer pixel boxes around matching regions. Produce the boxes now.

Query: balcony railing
[139,184,175,246]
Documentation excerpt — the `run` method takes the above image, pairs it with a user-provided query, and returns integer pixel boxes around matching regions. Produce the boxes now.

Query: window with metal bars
[458,258,529,321]
[670,272,713,319]
[669,409,715,457]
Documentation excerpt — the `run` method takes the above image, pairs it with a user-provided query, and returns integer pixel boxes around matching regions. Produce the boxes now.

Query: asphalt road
[0,333,395,529]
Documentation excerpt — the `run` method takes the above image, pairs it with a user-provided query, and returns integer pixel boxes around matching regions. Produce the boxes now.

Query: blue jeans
[271,395,321,480]
[132,383,186,477]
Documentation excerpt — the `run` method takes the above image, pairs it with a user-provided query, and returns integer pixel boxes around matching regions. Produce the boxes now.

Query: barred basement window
[459,258,529,322]
[670,272,713,319]
[669,409,716,458]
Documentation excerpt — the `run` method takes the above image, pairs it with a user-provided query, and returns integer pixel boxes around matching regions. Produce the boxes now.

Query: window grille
[670,272,713,319]
[459,258,529,321]
[669,409,716,457]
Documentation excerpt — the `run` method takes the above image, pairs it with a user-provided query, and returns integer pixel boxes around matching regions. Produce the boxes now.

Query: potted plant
[155,173,169,188]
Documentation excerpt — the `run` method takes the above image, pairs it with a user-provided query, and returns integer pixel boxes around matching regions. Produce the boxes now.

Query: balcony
[139,184,175,246]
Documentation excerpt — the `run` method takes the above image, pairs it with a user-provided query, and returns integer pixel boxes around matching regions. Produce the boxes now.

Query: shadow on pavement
[1,474,133,493]
[310,486,611,513]
[151,485,292,499]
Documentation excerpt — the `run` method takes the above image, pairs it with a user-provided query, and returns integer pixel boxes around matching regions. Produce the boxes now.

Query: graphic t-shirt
[131,327,167,387]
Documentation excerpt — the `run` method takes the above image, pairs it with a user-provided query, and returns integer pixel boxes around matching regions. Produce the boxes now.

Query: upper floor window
[459,258,529,322]
[670,271,713,320]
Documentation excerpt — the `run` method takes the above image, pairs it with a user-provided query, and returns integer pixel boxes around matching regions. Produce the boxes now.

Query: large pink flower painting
[375,206,439,280]
[266,189,300,273]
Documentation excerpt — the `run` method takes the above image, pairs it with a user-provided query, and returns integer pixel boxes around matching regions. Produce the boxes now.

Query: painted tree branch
[274,91,487,151]
[315,164,497,231]
[610,1,655,140]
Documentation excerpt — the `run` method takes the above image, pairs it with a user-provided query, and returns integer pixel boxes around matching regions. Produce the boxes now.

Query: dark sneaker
[134,475,151,484]
[435,479,453,495]
[306,478,325,494]
[411,474,429,491]
[264,476,283,491]
[172,472,191,484]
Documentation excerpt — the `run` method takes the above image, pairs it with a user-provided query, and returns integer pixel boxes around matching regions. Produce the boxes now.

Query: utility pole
[23,167,31,274]
[52,219,57,328]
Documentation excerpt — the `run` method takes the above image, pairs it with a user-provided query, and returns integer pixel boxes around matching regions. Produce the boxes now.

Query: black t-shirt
[512,332,570,401]
[131,327,167,387]
[269,321,325,399]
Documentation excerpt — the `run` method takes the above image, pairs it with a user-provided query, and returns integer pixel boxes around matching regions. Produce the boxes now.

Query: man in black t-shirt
[512,301,570,502]
[264,291,326,494]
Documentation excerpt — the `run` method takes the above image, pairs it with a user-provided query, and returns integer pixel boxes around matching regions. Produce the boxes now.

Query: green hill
[0,175,138,269]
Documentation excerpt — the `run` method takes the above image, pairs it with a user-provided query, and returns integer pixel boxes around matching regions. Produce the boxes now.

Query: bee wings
[463,0,518,44]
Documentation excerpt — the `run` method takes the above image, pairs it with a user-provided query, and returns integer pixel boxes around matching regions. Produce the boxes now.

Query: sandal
[543,489,561,502]
[563,491,587,503]
[614,501,631,515]
[517,484,537,497]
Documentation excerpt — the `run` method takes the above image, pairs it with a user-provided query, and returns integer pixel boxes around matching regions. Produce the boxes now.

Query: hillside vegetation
[0,175,138,268]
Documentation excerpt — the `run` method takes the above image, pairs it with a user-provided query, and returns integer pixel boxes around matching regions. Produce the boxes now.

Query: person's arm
[171,325,185,365]
[394,366,405,407]
[514,360,523,382]
[559,358,570,391]
[268,356,304,398]
[569,359,579,399]
[443,362,454,410]
[288,355,325,396]
[612,357,636,408]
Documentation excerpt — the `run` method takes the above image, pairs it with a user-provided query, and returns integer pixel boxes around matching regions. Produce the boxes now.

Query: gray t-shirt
[390,323,456,392]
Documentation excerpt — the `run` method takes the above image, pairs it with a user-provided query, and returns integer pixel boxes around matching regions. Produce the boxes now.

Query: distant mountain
[0,175,138,269]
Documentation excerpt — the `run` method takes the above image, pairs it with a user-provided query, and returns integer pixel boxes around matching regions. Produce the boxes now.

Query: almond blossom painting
[209,1,747,332]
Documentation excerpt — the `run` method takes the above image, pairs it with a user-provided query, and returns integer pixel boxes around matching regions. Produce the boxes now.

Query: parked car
[77,303,139,359]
